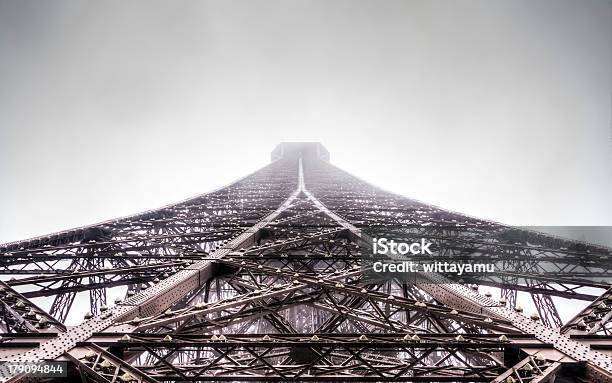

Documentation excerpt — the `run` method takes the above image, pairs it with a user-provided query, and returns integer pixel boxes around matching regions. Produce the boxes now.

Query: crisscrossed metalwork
[0,142,610,382]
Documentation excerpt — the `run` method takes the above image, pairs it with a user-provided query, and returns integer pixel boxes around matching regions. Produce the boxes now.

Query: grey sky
[0,0,611,244]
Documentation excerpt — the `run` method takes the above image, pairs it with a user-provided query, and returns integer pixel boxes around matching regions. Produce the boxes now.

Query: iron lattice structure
[0,142,611,382]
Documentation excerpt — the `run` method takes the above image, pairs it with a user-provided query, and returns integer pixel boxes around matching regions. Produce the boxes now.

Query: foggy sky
[0,0,611,244]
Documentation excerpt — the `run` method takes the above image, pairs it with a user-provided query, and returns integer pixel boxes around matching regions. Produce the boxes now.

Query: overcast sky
[0,0,610,244]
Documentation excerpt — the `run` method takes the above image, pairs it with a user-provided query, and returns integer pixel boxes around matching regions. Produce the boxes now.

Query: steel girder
[0,143,610,382]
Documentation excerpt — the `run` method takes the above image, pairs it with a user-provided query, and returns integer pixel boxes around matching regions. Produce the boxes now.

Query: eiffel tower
[0,142,611,382]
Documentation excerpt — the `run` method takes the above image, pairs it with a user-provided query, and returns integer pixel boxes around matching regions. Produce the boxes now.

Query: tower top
[271,142,330,162]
